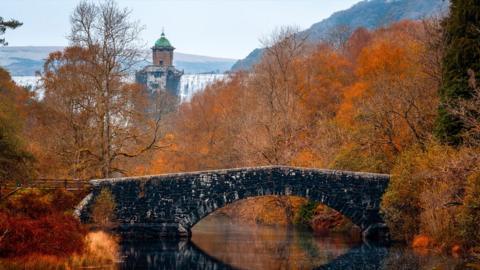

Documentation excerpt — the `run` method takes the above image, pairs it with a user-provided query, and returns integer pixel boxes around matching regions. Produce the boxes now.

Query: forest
[0,0,479,266]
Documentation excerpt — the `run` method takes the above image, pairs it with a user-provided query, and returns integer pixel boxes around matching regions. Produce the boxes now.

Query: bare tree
[325,25,351,52]
[235,27,309,165]
[40,0,164,179]
[449,69,480,146]
[419,17,445,89]
[69,0,148,178]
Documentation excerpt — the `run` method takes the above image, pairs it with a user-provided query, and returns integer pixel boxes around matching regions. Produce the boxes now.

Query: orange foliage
[0,190,86,258]
[215,196,306,226]
[0,20,437,180]
[412,235,432,248]
[332,21,439,171]
[412,235,433,250]
[143,20,439,176]
[0,231,119,268]
[0,68,33,119]
[336,82,367,126]
[296,45,353,119]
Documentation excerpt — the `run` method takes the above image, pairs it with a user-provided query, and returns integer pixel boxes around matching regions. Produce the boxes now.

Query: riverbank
[213,196,359,235]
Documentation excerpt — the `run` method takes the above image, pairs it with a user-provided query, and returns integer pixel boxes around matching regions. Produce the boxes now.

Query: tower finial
[162,27,165,37]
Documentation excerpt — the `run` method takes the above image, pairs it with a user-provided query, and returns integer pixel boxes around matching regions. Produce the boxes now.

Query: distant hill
[0,46,237,76]
[231,0,449,72]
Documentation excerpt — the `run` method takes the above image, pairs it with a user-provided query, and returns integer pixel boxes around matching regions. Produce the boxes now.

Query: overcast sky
[2,0,361,59]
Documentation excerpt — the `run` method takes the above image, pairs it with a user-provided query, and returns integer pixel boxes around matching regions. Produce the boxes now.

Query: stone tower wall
[153,49,173,67]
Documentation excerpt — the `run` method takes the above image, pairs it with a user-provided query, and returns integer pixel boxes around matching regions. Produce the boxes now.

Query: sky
[2,0,361,59]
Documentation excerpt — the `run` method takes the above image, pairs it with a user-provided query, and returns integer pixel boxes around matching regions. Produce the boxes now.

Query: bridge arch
[76,166,390,242]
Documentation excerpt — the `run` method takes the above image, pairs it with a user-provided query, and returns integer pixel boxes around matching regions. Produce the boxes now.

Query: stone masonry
[76,166,390,242]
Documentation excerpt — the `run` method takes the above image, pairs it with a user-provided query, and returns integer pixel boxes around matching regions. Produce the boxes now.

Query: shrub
[0,231,119,269]
[78,231,119,265]
[0,189,87,258]
[4,189,53,218]
[382,142,479,245]
[0,212,85,257]
[381,146,424,242]
[2,188,80,218]
[50,188,78,212]
[459,172,480,248]
[294,201,318,227]
[332,143,391,174]
[91,189,116,226]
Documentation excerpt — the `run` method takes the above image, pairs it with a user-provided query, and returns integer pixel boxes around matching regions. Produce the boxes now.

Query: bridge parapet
[76,166,390,242]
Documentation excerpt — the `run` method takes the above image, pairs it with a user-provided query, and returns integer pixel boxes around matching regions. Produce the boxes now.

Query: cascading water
[13,74,227,103]
[179,74,226,102]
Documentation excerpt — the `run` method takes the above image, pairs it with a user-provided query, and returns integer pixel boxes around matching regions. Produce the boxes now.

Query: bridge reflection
[120,240,235,270]
[190,217,361,270]
[117,214,462,270]
[119,239,389,270]
[119,215,389,270]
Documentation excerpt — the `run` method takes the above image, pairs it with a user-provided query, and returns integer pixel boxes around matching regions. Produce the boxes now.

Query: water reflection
[188,216,467,270]
[315,245,388,270]
[120,240,234,270]
[191,218,361,270]
[13,218,465,269]
[118,235,464,270]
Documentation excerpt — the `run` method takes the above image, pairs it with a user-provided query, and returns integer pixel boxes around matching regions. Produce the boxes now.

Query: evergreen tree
[0,17,22,46]
[436,0,480,145]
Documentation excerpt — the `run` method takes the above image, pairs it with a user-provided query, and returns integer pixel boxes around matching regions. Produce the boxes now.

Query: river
[114,216,466,270]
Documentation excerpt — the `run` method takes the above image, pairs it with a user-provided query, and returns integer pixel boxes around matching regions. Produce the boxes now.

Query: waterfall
[13,74,227,103]
[179,74,226,102]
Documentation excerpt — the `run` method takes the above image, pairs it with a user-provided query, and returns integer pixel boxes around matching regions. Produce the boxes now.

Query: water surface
[117,217,467,270]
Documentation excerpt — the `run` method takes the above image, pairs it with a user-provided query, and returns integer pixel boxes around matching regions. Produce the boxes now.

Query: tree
[459,172,480,248]
[0,68,34,190]
[344,27,372,63]
[448,70,480,145]
[38,0,162,179]
[435,0,480,145]
[91,188,116,226]
[69,0,147,178]
[382,142,479,244]
[238,26,309,165]
[325,25,352,52]
[0,17,22,46]
[333,21,439,172]
[41,47,162,179]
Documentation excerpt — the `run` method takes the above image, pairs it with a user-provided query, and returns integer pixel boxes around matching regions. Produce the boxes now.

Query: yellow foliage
[382,142,480,245]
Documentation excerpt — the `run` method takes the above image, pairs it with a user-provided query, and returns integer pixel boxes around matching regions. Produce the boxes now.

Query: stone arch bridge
[76,166,390,241]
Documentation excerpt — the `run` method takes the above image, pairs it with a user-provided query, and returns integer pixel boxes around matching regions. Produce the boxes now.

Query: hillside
[0,46,236,76]
[231,0,449,71]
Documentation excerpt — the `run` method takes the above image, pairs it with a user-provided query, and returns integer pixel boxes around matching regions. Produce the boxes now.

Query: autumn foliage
[145,21,438,175]
[0,212,85,257]
[1,0,480,255]
[0,189,86,258]
[142,20,480,251]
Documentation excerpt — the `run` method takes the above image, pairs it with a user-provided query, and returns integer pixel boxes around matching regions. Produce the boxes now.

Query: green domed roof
[154,32,173,48]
